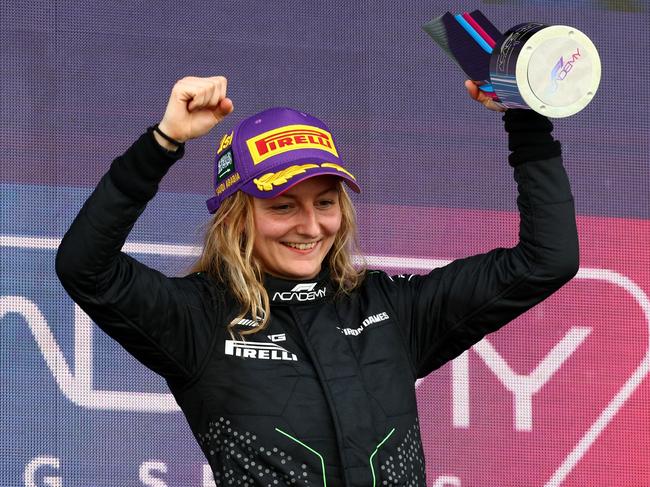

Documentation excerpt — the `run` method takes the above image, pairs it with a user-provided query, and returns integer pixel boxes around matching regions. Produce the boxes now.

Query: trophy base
[490,23,601,118]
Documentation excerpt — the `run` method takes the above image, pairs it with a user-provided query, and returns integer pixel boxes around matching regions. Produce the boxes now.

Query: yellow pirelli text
[246,124,339,165]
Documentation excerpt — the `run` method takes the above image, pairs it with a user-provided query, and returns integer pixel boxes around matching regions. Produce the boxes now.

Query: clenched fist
[156,76,234,148]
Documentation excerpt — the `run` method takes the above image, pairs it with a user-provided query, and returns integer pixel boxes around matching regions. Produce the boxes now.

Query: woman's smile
[252,176,342,279]
[281,240,320,251]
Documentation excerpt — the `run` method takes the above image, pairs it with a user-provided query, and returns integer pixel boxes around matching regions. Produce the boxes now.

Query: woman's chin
[266,261,321,280]
[284,266,320,280]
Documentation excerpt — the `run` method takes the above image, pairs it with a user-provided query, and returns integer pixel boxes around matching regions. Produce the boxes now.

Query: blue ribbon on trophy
[423,11,601,118]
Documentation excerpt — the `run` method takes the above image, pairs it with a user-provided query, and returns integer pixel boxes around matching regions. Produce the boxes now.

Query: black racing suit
[56,109,579,486]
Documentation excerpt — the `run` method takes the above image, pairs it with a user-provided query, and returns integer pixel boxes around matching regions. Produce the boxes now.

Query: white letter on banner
[466,326,591,431]
[24,456,62,487]
[139,461,168,487]
[432,475,462,486]
[203,464,217,487]
[452,350,471,428]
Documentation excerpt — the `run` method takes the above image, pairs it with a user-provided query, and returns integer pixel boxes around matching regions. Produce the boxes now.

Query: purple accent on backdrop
[1,2,648,218]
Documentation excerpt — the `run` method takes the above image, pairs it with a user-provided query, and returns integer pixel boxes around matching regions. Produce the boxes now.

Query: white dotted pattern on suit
[197,416,312,486]
[379,419,427,485]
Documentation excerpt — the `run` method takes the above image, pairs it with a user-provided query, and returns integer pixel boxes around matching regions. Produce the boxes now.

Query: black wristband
[502,109,562,167]
[151,123,184,147]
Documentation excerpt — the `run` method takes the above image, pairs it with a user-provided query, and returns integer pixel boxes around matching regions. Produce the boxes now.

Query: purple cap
[206,107,360,213]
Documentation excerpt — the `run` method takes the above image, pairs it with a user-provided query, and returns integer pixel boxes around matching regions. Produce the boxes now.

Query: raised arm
[381,95,579,378]
[55,77,234,381]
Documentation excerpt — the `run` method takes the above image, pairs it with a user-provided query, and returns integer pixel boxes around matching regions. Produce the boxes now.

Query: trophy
[423,11,601,118]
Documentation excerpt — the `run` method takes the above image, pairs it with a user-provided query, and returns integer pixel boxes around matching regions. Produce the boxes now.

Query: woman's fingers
[159,76,234,142]
[214,97,234,120]
[464,79,480,100]
[464,79,507,112]
[207,77,227,108]
[174,76,224,112]
[186,78,214,111]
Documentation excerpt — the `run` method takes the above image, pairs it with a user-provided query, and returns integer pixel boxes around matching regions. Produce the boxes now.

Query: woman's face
[252,176,342,280]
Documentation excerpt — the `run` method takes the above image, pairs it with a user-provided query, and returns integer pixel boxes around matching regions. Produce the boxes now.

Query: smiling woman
[251,176,343,280]
[188,104,365,337]
[190,169,363,335]
[55,75,579,486]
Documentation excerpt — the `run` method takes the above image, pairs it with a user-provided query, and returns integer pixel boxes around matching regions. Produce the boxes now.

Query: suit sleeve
[55,128,224,383]
[381,109,580,378]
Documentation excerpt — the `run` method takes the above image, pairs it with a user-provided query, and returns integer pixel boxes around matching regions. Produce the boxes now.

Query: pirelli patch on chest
[225,340,297,362]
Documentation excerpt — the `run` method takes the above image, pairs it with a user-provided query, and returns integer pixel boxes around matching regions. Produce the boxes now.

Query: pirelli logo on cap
[246,124,339,165]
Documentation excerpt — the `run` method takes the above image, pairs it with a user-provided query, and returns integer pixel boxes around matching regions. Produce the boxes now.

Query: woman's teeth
[283,242,318,250]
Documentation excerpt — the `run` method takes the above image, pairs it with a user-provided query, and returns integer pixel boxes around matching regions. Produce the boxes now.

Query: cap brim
[239,157,361,199]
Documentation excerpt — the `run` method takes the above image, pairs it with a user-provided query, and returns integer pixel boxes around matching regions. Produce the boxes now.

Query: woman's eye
[317,199,335,208]
[271,204,291,212]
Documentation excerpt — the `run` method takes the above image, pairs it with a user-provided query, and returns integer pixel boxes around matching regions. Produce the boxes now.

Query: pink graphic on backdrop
[358,205,650,487]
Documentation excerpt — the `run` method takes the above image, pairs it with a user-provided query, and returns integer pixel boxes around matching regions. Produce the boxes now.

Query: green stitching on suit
[275,427,327,487]
[370,428,396,487]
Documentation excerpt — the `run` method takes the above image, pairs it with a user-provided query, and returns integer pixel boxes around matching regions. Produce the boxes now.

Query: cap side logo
[216,172,241,195]
[246,124,339,165]
[216,150,234,181]
[218,131,234,154]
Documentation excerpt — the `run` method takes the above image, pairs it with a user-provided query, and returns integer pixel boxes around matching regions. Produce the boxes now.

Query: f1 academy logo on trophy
[423,10,601,118]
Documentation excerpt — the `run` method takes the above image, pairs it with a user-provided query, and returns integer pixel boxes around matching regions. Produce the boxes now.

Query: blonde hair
[188,180,366,335]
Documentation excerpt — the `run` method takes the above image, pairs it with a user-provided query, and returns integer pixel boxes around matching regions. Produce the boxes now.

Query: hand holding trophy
[424,11,601,118]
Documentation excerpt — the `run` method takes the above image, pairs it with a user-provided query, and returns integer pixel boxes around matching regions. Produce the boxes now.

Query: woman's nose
[295,207,320,237]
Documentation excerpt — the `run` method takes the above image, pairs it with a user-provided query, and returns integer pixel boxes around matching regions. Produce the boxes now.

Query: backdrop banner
[2,1,648,486]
